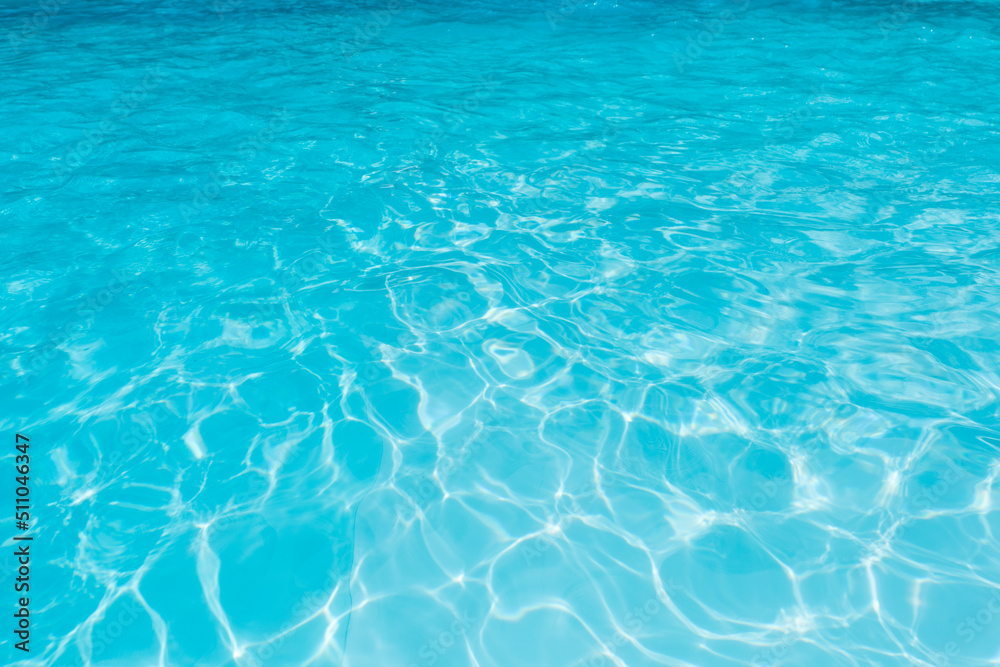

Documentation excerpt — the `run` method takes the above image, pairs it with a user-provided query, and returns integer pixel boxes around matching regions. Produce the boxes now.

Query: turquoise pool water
[3,0,1000,665]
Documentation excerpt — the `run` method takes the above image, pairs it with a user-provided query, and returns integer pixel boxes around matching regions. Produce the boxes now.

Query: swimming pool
[3,0,1000,665]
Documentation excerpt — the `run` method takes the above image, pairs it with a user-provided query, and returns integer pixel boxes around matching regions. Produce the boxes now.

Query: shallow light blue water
[3,0,1000,665]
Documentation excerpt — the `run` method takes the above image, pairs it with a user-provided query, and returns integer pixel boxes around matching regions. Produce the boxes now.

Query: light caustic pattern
[2,0,1000,665]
